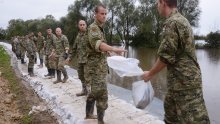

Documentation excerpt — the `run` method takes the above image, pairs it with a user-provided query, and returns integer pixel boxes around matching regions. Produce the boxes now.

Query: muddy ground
[0,75,58,124]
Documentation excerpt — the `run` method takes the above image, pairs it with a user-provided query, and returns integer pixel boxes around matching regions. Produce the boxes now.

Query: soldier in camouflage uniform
[36,32,45,68]
[30,32,38,63]
[20,36,26,64]
[14,36,21,59]
[142,0,210,123]
[44,28,56,78]
[25,34,37,77]
[50,27,69,84]
[11,37,16,53]
[86,4,126,124]
[68,20,89,96]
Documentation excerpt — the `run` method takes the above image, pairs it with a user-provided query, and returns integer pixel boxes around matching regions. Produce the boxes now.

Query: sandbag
[132,80,154,109]
[107,56,154,109]
[107,56,143,77]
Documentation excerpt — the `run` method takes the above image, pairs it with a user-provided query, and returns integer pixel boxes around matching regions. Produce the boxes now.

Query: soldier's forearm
[149,58,167,77]
[99,42,114,52]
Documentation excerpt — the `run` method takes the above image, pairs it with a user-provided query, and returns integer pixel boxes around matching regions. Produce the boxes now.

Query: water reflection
[205,49,220,65]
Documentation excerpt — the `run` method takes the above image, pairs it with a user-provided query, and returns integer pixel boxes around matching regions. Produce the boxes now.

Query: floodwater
[109,46,220,124]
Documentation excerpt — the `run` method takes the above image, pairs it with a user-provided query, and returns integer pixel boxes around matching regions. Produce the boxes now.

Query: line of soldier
[10,3,127,123]
[11,27,69,84]
[10,5,126,124]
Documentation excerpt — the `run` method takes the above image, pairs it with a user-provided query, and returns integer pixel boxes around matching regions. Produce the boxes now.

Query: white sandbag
[107,56,143,77]
[107,56,154,108]
[132,80,154,109]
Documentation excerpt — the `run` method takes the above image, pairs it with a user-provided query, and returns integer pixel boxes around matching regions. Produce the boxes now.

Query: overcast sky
[0,0,220,35]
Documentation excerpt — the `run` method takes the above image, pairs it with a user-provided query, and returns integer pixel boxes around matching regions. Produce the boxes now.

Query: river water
[112,46,220,124]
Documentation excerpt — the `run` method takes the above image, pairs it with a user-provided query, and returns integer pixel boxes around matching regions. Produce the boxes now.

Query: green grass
[0,46,19,92]
[0,45,32,123]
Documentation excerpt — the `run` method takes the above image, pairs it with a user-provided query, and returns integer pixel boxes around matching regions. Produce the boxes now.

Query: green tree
[206,31,220,48]
[177,0,201,27]
[7,19,27,37]
[39,15,58,34]
[26,19,39,33]
[0,28,6,40]
[114,0,138,46]
[132,0,162,47]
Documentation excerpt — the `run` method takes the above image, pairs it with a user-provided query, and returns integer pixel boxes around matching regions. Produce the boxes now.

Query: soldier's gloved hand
[64,52,68,60]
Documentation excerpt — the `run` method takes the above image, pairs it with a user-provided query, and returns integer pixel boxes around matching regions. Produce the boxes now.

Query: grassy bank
[0,45,32,123]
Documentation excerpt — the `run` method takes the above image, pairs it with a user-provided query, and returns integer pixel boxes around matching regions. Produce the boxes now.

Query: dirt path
[0,77,20,124]
[0,72,58,124]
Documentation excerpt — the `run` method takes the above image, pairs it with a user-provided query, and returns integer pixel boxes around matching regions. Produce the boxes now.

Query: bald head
[78,20,87,32]
[55,27,62,36]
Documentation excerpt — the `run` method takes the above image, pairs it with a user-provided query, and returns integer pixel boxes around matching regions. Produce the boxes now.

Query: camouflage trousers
[15,49,21,58]
[27,54,35,68]
[85,60,108,112]
[55,55,65,71]
[164,88,210,124]
[45,55,56,69]
[20,50,25,59]
[38,49,44,59]
[77,63,86,86]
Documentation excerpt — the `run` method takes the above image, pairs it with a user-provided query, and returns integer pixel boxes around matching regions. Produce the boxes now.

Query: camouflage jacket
[54,34,69,56]
[36,36,45,51]
[26,39,37,56]
[158,9,202,91]
[20,38,27,52]
[71,31,89,64]
[32,36,37,47]
[13,38,19,50]
[45,34,56,55]
[87,20,108,74]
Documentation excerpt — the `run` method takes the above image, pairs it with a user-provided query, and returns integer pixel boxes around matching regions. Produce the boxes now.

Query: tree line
[1,0,218,48]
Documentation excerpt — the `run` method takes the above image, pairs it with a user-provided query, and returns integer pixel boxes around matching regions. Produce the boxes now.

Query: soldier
[36,32,45,68]
[50,27,69,84]
[14,36,21,59]
[68,20,89,96]
[85,4,126,124]
[20,36,26,64]
[25,34,37,77]
[142,0,210,123]
[11,37,16,53]
[30,32,38,63]
[44,28,56,78]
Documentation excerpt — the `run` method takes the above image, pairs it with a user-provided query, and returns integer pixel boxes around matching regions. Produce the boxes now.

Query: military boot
[28,68,31,75]
[44,68,51,77]
[48,69,55,79]
[21,58,26,64]
[35,58,37,64]
[62,69,68,83]
[85,99,97,119]
[53,70,62,84]
[76,84,88,96]
[29,68,34,77]
[38,59,43,68]
[97,110,105,124]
